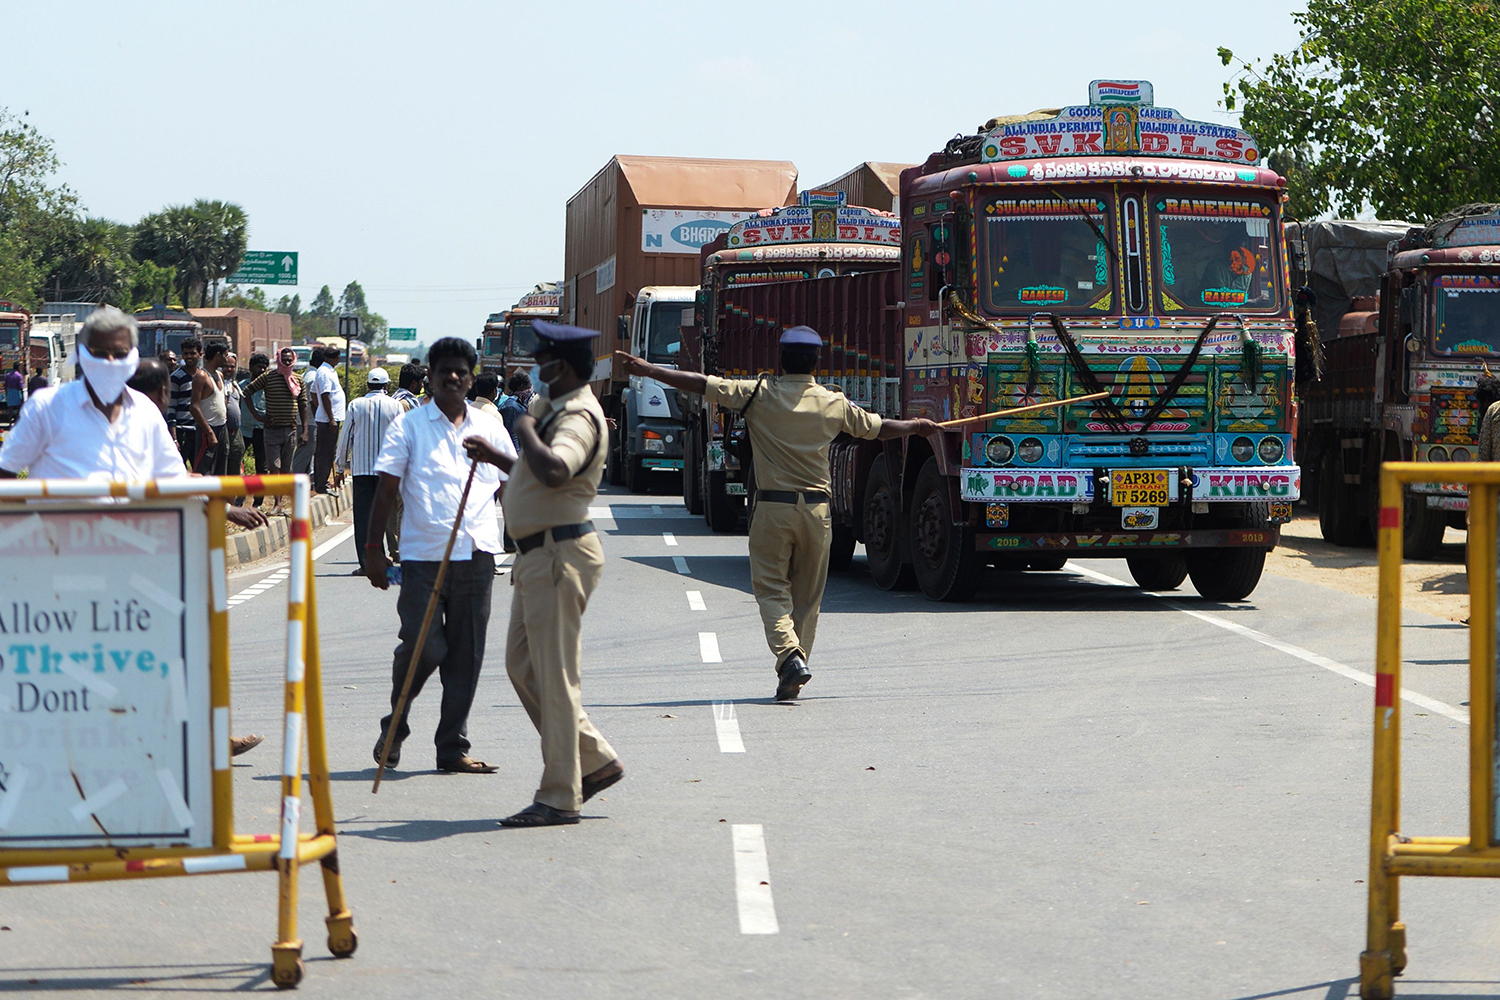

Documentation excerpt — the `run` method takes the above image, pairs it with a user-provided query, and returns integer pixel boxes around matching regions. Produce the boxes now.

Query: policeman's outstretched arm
[615,352,708,397]
[876,417,942,440]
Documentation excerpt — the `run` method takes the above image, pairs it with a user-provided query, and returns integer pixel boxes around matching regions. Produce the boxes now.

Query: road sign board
[227,251,298,286]
[338,315,361,341]
[389,327,417,341]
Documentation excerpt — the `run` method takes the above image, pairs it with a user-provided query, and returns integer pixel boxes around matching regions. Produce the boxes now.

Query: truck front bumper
[975,526,1279,553]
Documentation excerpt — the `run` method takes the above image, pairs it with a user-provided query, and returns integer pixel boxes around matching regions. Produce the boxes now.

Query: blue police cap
[532,320,597,345]
[780,326,822,348]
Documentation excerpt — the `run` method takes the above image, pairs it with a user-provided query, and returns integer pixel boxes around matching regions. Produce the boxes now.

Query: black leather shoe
[372,736,401,769]
[775,653,812,702]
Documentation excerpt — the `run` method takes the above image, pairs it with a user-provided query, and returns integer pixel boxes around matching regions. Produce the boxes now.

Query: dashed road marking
[226,526,354,608]
[713,702,745,753]
[731,824,779,934]
[699,632,722,663]
[686,591,706,611]
[673,556,691,575]
[1068,563,1470,725]
[663,532,678,546]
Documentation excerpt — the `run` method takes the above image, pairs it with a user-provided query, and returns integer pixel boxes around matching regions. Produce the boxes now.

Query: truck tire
[863,455,914,591]
[1186,547,1266,602]
[1027,556,1068,571]
[606,424,625,487]
[625,452,649,494]
[705,471,742,533]
[683,427,704,515]
[1126,554,1188,591]
[828,524,856,572]
[1317,450,1365,546]
[909,457,984,602]
[1401,489,1446,560]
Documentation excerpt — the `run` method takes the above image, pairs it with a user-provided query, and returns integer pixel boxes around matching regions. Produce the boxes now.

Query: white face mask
[529,360,563,400]
[77,344,140,404]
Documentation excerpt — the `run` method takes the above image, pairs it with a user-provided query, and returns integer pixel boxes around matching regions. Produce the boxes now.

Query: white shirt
[0,380,188,481]
[373,401,516,561]
[313,363,347,423]
[336,390,406,477]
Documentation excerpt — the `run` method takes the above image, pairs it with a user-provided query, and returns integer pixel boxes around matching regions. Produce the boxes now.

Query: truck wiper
[1048,186,1118,267]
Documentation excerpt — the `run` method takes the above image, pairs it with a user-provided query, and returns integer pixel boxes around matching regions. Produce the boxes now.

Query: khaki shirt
[705,374,882,492]
[501,385,607,537]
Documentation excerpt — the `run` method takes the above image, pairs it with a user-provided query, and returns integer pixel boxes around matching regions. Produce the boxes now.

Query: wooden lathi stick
[936,390,1112,429]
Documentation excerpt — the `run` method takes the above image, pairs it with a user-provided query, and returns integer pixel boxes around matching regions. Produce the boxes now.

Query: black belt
[757,490,830,505]
[515,521,595,554]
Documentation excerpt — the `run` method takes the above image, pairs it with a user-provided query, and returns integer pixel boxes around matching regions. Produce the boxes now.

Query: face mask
[529,361,563,400]
[77,345,140,404]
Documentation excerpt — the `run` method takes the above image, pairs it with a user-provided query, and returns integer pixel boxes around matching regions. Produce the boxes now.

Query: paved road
[3,486,1497,998]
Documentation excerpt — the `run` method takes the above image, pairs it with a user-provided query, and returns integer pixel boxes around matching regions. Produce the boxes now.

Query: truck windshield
[646,302,688,364]
[1432,278,1500,356]
[1153,197,1279,312]
[0,326,19,349]
[485,334,505,357]
[980,193,1114,313]
[510,320,539,358]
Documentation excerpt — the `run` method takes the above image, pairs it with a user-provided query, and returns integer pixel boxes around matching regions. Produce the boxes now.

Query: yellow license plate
[1112,469,1170,507]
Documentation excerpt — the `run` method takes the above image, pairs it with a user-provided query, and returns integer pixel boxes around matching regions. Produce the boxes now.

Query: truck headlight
[1427,445,1450,462]
[1231,436,1255,462]
[985,436,1014,466]
[1257,437,1284,463]
[1017,437,1044,464]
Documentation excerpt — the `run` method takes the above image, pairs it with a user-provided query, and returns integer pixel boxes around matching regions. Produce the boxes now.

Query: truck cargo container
[810,161,913,215]
[1296,206,1500,557]
[685,82,1300,602]
[683,189,903,532]
[190,307,294,360]
[562,154,797,487]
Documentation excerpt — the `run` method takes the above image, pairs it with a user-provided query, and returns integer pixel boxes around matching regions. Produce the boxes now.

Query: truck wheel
[683,429,704,515]
[1126,554,1188,591]
[1401,489,1446,560]
[828,524,856,572]
[625,453,648,494]
[705,471,742,533]
[1027,556,1068,571]
[1317,450,1365,546]
[606,424,625,487]
[1186,547,1266,602]
[863,455,914,590]
[908,457,984,602]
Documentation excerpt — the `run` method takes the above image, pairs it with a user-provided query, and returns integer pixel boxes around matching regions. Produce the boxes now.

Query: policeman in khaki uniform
[466,320,622,827]
[620,327,938,701]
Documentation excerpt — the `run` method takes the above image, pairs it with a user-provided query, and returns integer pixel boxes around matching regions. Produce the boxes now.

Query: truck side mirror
[616,316,629,341]
[476,337,483,353]
[1399,284,1422,332]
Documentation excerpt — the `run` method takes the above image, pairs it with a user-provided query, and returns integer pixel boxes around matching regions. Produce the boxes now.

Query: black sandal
[437,756,497,774]
[499,803,580,827]
[581,761,624,803]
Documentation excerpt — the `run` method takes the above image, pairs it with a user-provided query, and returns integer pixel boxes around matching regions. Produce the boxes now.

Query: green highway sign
[227,251,298,286]
[389,327,417,341]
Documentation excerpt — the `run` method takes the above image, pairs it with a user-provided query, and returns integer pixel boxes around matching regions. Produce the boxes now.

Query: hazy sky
[9,1,1305,352]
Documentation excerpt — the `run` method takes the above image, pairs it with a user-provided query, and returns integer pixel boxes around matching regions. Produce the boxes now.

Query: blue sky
[8,1,1305,352]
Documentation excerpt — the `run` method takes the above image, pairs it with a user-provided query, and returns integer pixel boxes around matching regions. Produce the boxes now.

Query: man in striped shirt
[336,367,407,573]
[242,346,310,516]
[169,336,201,457]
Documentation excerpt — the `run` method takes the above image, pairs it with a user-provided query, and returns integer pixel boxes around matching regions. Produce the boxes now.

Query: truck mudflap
[975,526,1279,552]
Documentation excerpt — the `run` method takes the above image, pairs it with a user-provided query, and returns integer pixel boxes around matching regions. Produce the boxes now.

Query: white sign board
[641,209,752,255]
[595,255,616,294]
[0,501,214,849]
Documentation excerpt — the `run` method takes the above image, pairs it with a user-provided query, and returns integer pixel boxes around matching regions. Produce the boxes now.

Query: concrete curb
[225,490,351,569]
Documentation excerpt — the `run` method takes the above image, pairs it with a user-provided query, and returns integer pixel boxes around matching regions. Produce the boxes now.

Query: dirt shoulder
[1266,511,1470,622]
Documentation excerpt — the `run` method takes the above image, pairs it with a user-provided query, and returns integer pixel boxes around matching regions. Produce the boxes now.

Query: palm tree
[134,200,248,307]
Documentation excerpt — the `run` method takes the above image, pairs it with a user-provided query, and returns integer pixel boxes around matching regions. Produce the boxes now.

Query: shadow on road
[337,816,502,842]
[0,962,271,992]
[1225,978,1500,999]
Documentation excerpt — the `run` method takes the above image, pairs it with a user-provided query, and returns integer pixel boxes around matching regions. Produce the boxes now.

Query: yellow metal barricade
[1363,462,1500,998]
[0,474,353,989]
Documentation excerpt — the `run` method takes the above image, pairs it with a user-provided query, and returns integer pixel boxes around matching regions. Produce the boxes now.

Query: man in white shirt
[363,338,516,774]
[335,367,406,575]
[312,345,347,494]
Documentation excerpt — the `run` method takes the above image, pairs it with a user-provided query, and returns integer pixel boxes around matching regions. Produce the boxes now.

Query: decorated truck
[689,82,1300,602]
[480,282,561,380]
[683,189,903,530]
[0,302,32,380]
[1298,205,1500,557]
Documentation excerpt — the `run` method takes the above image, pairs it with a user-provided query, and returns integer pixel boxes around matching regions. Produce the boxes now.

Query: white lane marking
[731,824,779,934]
[226,527,353,608]
[673,556,691,575]
[1068,564,1471,726]
[699,632,722,663]
[713,702,746,753]
[687,591,706,611]
[663,532,678,546]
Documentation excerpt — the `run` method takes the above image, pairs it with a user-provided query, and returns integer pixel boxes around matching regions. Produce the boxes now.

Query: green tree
[124,259,177,312]
[39,217,136,304]
[133,200,249,307]
[337,280,366,314]
[217,285,269,310]
[0,108,80,306]
[0,228,42,306]
[1222,0,1500,220]
[308,285,336,318]
[275,293,302,320]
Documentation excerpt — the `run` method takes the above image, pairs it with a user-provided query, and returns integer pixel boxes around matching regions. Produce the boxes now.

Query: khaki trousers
[747,497,831,671]
[505,532,617,811]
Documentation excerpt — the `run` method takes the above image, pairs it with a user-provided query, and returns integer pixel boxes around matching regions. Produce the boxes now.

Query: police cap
[779,325,823,348]
[532,320,598,346]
